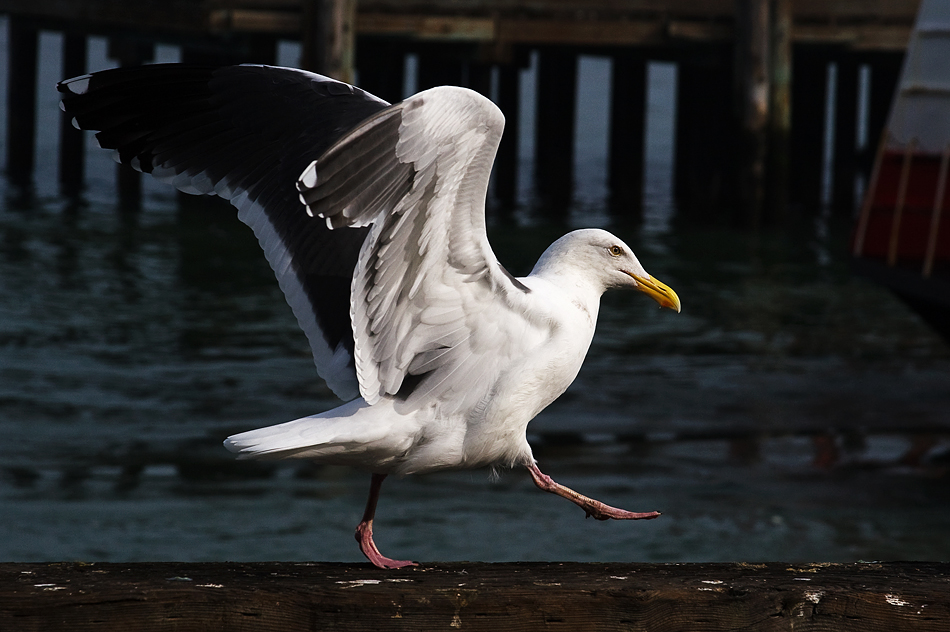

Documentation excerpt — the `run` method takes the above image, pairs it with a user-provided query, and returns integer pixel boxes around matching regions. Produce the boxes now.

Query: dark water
[1,22,949,564]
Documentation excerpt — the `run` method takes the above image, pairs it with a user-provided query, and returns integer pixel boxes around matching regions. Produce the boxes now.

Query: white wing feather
[298,87,542,414]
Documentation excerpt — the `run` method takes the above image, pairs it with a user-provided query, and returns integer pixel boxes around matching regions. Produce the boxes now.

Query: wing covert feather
[297,87,540,412]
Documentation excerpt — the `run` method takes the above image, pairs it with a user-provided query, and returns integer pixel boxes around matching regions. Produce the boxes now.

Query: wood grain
[2,562,947,631]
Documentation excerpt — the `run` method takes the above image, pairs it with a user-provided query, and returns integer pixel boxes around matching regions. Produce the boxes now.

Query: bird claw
[527,462,660,522]
[585,505,661,521]
[374,556,418,570]
[356,517,418,569]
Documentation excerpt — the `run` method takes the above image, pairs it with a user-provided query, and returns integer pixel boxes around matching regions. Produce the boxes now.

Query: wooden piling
[355,38,405,103]
[734,0,771,223]
[789,46,829,209]
[301,0,356,82]
[58,32,87,197]
[6,16,38,190]
[535,47,577,214]
[108,38,154,212]
[467,61,492,98]
[608,49,646,217]
[674,50,733,217]
[767,0,791,218]
[416,43,465,91]
[832,54,860,213]
[494,62,521,210]
[1,561,948,631]
[0,0,921,215]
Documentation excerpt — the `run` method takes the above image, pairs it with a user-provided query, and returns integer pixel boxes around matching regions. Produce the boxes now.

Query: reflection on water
[0,26,948,564]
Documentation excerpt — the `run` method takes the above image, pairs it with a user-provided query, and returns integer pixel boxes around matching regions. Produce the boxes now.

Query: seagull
[58,64,681,568]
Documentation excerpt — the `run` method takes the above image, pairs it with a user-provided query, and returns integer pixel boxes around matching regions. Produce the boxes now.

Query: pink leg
[354,473,417,569]
[527,462,661,521]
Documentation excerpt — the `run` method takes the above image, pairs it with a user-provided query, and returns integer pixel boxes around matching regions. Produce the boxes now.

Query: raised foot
[355,520,418,570]
[583,503,661,521]
[527,462,661,521]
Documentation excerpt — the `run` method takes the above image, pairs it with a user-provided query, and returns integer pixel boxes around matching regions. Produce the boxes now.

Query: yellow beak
[628,273,681,313]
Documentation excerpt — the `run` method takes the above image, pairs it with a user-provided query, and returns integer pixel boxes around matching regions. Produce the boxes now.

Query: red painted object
[854,149,950,264]
[851,0,950,341]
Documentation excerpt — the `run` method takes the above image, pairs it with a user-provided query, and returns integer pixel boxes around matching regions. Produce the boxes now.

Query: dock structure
[2,561,948,631]
[0,0,921,219]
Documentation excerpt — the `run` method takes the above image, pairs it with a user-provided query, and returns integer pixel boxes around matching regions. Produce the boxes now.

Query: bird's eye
[608,245,623,257]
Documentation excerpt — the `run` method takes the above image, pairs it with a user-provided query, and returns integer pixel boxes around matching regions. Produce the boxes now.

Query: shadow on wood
[1,562,947,631]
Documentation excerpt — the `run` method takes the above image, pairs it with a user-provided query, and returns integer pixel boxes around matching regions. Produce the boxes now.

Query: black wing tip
[57,74,91,95]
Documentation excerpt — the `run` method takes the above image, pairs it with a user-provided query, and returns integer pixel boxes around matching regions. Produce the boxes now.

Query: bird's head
[533,229,681,312]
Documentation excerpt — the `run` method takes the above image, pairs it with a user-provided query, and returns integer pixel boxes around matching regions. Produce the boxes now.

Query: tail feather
[223,398,415,470]
[224,417,327,460]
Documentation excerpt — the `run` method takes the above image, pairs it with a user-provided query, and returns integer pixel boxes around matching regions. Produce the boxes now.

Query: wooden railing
[2,561,948,631]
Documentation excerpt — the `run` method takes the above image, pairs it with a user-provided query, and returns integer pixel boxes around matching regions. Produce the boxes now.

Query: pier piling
[832,54,860,213]
[675,50,733,218]
[767,0,792,217]
[535,47,577,214]
[301,0,355,82]
[6,16,38,191]
[608,50,647,217]
[493,61,521,209]
[734,0,771,222]
[790,47,829,209]
[0,0,920,217]
[416,43,465,91]
[58,31,86,197]
[355,38,405,103]
[108,37,154,212]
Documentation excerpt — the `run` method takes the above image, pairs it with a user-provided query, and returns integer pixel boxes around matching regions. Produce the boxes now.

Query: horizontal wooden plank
[199,10,913,50]
[1,562,947,631]
[358,0,920,22]
[208,8,298,34]
[0,0,211,34]
[0,0,920,49]
[794,23,912,50]
[358,14,496,41]
[495,17,664,46]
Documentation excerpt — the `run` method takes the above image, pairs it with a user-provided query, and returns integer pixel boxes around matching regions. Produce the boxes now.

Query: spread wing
[297,87,539,414]
[58,64,389,401]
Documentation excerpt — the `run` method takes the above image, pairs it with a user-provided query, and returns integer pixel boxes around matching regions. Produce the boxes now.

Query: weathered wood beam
[207,12,913,51]
[767,0,792,217]
[209,8,298,34]
[301,0,356,82]
[358,14,494,41]
[1,562,947,631]
[734,0,771,221]
[0,1,919,50]
[793,24,912,51]
[0,0,210,35]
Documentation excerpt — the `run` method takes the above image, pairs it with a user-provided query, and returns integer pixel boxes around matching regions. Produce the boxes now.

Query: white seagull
[58,64,681,568]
